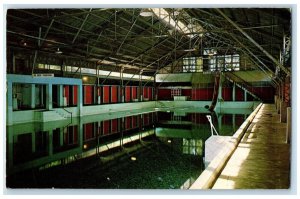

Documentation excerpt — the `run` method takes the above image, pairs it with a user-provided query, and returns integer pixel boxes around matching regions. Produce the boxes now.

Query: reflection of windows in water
[182,139,203,155]
[183,57,203,72]
[172,115,181,121]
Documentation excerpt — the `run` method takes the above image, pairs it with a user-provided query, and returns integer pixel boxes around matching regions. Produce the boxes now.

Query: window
[208,54,240,72]
[183,57,203,72]
[171,88,181,97]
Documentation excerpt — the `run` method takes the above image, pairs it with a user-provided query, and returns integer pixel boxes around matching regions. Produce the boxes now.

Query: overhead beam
[7,14,157,65]
[40,19,54,47]
[182,13,278,87]
[54,8,109,19]
[216,8,290,76]
[195,18,278,86]
[72,8,92,44]
[15,10,147,55]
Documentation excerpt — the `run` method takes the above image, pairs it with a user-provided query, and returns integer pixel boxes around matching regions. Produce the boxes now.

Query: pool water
[6,109,251,189]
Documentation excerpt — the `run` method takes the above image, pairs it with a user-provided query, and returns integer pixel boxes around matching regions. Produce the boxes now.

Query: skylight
[150,8,204,38]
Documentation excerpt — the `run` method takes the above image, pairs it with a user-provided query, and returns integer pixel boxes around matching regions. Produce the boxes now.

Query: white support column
[121,88,125,103]
[46,83,53,110]
[97,86,101,104]
[244,90,247,101]
[120,67,124,103]
[139,71,143,102]
[77,85,83,116]
[218,74,223,101]
[58,85,64,107]
[30,84,36,109]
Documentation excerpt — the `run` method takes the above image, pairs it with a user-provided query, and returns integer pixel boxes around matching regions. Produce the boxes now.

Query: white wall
[10,101,258,124]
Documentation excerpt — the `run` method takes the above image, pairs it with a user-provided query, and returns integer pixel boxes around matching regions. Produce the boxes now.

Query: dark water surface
[6,108,251,189]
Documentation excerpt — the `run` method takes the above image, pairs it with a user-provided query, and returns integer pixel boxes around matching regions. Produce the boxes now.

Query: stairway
[34,108,72,122]
[224,72,261,101]
[55,109,71,119]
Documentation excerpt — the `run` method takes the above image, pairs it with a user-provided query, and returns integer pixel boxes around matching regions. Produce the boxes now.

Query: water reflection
[6,108,251,188]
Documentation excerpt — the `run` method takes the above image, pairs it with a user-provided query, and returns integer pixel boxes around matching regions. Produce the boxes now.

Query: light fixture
[168,29,174,35]
[83,144,88,149]
[140,9,153,17]
[183,48,196,52]
[55,48,62,54]
[131,156,137,161]
[82,76,88,81]
[19,39,27,46]
[167,140,172,143]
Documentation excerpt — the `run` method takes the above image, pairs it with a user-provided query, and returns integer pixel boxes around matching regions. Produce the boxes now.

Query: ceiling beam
[216,8,290,76]
[72,8,92,44]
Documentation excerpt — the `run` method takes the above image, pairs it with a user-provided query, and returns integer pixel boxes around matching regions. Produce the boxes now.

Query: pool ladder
[206,115,219,136]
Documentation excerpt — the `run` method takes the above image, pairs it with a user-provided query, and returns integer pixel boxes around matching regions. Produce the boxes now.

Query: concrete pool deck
[190,104,290,189]
[212,104,290,189]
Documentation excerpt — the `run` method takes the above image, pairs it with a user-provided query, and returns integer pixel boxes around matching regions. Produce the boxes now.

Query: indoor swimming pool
[6,108,252,189]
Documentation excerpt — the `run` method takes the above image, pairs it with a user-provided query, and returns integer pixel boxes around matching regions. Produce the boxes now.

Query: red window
[73,85,78,105]
[132,87,137,100]
[125,87,131,102]
[111,86,118,103]
[84,85,93,104]
[103,86,110,103]
[64,85,69,106]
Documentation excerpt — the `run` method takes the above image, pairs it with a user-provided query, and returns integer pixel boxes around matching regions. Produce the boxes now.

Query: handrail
[206,115,219,136]
[224,72,260,100]
[52,101,73,123]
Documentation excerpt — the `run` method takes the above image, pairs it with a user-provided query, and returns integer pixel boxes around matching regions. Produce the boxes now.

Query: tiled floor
[212,104,290,189]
